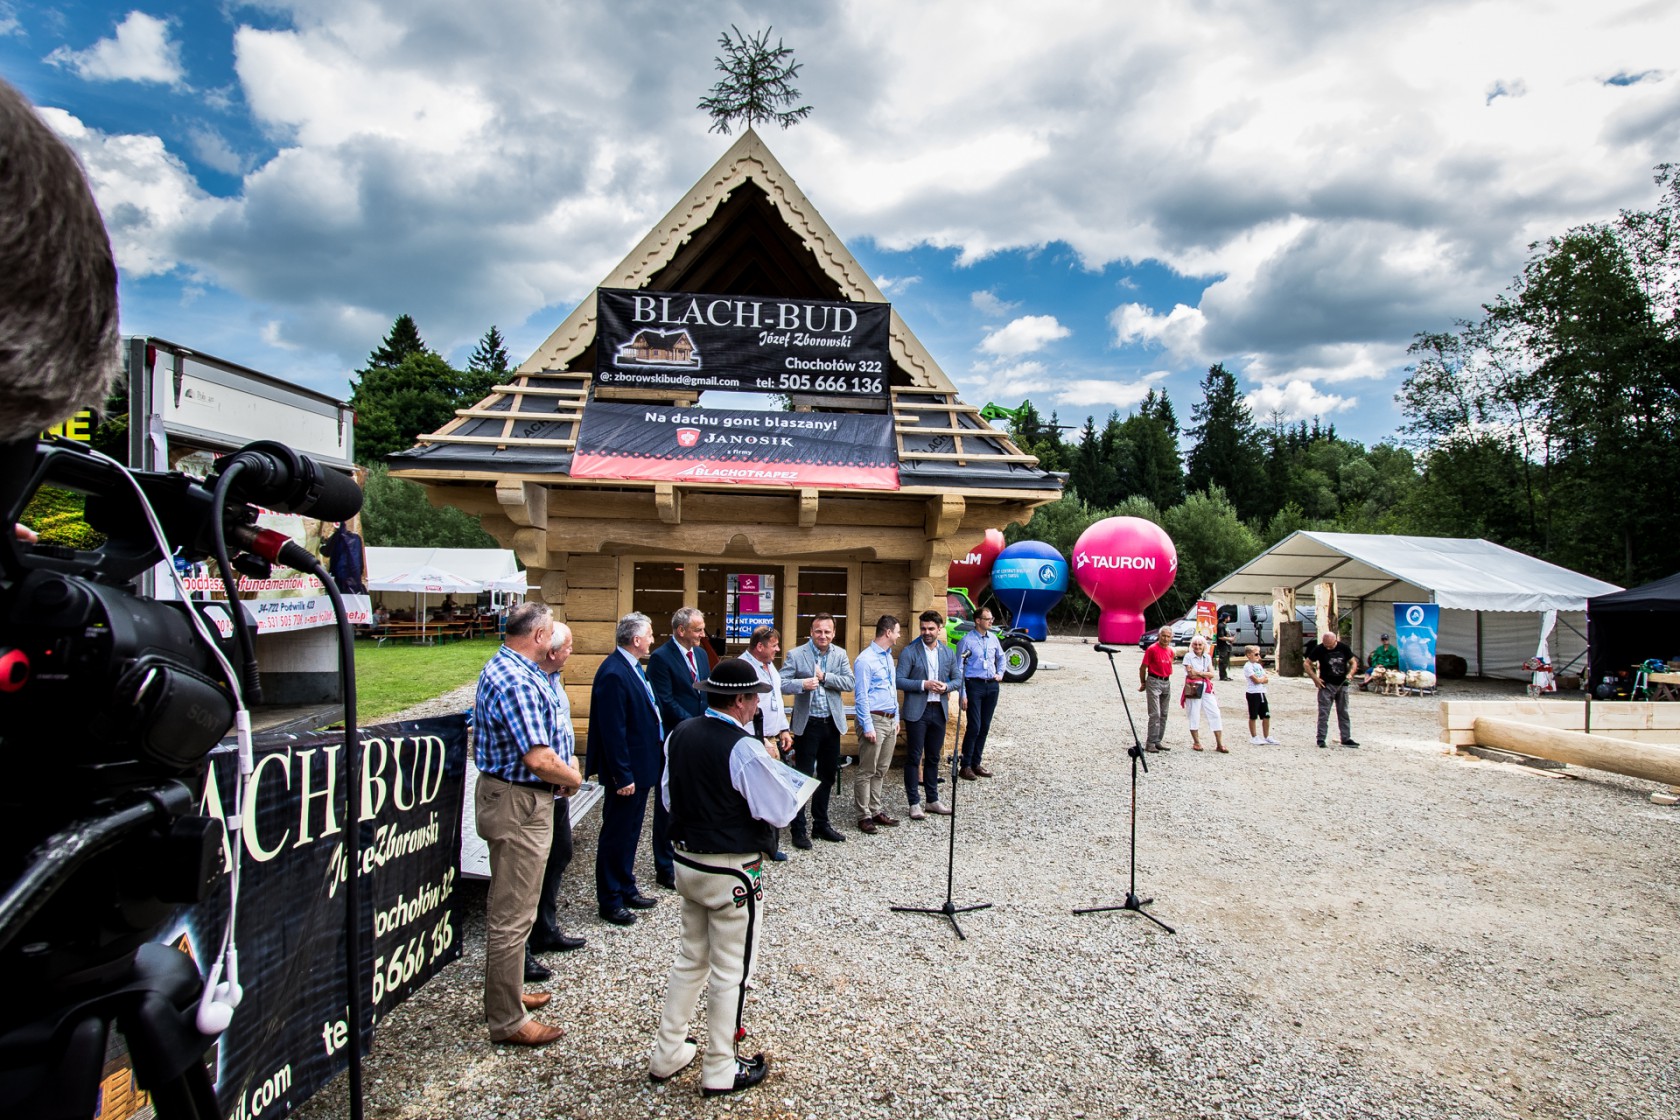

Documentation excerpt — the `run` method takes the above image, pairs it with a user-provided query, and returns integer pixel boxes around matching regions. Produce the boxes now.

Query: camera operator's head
[0,77,119,443]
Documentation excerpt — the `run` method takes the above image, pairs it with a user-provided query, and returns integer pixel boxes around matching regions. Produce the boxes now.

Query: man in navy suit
[896,610,962,819]
[587,612,665,926]
[647,606,711,888]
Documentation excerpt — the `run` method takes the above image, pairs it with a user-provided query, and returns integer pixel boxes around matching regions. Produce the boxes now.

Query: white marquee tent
[366,547,520,589]
[1202,532,1622,680]
[365,548,530,615]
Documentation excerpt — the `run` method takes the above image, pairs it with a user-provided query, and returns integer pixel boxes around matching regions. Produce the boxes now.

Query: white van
[1151,603,1318,649]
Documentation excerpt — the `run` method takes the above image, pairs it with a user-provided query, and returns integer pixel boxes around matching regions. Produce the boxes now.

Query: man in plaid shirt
[474,602,582,1046]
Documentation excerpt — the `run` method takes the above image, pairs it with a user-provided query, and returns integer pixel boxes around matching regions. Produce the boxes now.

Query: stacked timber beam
[1440,700,1680,804]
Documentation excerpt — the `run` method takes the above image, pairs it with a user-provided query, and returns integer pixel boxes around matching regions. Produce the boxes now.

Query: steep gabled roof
[391,130,1060,496]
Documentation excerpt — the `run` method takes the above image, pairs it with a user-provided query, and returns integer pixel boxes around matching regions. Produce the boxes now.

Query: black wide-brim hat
[701,658,772,694]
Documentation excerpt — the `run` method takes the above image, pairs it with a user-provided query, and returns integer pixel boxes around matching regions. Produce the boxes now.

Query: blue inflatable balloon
[989,541,1068,641]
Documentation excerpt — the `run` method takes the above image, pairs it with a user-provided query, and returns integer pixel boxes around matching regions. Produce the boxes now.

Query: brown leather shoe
[521,992,552,1010]
[972,765,995,778]
[495,1019,565,1047]
[959,767,978,780]
[873,812,900,827]
[857,817,878,834]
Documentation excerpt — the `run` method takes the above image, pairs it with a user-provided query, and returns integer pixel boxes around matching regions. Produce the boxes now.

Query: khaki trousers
[853,717,898,819]
[650,851,764,1090]
[475,776,552,1040]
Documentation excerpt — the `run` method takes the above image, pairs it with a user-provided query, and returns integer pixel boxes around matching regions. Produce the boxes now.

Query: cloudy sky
[4,0,1676,445]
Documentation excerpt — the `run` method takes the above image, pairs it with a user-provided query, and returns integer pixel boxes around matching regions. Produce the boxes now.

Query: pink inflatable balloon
[947,528,1005,597]
[1072,517,1178,644]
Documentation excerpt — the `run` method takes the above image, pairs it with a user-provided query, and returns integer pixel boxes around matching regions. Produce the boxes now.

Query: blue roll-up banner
[1394,603,1439,674]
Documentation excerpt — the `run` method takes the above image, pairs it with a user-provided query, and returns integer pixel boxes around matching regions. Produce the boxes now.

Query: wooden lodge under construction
[390,131,1064,744]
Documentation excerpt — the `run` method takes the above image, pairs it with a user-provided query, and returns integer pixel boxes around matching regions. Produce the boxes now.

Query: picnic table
[369,617,486,644]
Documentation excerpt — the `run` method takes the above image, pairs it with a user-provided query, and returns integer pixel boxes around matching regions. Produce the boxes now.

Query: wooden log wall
[426,477,1039,769]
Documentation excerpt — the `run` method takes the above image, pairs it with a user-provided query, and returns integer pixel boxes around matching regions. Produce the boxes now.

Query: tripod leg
[891,692,991,939]
[1072,649,1175,933]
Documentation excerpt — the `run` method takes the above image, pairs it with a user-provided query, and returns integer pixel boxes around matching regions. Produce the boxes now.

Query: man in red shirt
[1137,626,1176,752]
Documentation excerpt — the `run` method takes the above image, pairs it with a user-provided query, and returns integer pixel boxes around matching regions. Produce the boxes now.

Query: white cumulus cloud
[1054,371,1170,410]
[971,289,1020,318]
[980,314,1069,357]
[47,11,185,86]
[1245,379,1355,422]
[37,108,220,278]
[1110,302,1207,360]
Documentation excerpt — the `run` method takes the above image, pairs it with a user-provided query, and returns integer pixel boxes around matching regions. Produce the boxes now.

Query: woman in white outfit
[1181,635,1226,752]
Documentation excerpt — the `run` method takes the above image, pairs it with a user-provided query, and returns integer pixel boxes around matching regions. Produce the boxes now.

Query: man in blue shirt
[473,602,582,1047]
[957,608,1006,779]
[852,615,902,834]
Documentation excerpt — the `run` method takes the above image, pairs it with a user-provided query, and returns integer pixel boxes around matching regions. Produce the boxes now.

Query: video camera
[0,434,360,1117]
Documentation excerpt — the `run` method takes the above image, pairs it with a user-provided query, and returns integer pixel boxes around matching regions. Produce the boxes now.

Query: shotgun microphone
[212,440,363,522]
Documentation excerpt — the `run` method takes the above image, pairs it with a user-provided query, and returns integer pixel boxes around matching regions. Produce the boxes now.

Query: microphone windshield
[217,440,363,522]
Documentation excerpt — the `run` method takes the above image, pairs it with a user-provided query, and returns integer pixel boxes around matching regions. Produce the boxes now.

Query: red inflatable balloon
[947,528,1005,597]
[1072,517,1178,644]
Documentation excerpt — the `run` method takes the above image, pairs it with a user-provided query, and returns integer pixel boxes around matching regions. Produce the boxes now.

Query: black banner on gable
[594,288,891,399]
[100,717,468,1120]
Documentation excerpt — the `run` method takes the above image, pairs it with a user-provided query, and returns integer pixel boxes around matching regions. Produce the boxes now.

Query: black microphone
[1094,644,1127,653]
[214,440,363,522]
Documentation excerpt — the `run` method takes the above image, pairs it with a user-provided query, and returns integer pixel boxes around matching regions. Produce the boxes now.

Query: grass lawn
[353,636,500,721]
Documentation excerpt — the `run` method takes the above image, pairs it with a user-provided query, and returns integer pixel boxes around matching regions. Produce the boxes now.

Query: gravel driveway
[298,637,1680,1120]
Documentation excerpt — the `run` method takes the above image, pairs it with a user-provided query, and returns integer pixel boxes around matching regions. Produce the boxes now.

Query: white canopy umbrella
[369,564,481,640]
[485,571,534,611]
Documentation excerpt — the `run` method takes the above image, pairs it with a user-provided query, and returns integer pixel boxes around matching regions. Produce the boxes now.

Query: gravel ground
[298,638,1680,1120]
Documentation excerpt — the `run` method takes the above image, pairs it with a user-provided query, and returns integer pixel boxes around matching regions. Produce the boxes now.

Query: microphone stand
[1073,644,1175,933]
[892,649,991,940]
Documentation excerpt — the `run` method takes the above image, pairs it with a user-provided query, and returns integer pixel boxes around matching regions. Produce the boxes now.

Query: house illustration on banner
[616,328,701,368]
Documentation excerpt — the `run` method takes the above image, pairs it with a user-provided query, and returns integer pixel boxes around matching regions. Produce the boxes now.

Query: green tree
[1117,394,1183,511]
[1068,414,1121,507]
[360,464,497,548]
[1395,180,1679,584]
[350,316,498,464]
[1186,362,1268,521]
[698,26,813,135]
[1260,501,1321,546]
[1161,487,1261,619]
[462,324,510,406]
[351,350,466,465]
[369,314,426,367]
[1496,225,1676,582]
[469,325,511,375]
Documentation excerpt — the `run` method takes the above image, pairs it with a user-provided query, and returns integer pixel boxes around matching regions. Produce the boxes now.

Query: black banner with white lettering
[572,401,899,490]
[111,718,467,1120]
[594,287,891,398]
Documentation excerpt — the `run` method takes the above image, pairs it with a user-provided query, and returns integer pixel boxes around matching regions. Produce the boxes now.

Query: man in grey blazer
[896,610,962,819]
[779,612,853,846]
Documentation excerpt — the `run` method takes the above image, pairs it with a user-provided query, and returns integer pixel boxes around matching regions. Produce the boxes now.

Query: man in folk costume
[648,659,800,1097]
